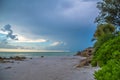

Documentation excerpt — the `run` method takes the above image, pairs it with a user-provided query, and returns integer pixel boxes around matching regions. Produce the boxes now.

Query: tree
[95,0,120,27]
[94,23,115,39]
[92,0,120,79]
[92,23,115,53]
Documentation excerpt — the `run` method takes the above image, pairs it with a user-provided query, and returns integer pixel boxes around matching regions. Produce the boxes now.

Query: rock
[0,56,26,63]
[12,56,26,61]
[75,47,94,68]
[76,59,88,67]
[41,56,44,58]
[75,51,81,56]
[5,66,12,69]
[75,47,94,57]
[0,57,4,63]
[76,56,93,68]
[30,58,32,59]
[0,57,3,59]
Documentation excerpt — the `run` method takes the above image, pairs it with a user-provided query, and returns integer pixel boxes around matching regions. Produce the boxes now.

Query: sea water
[0,52,76,57]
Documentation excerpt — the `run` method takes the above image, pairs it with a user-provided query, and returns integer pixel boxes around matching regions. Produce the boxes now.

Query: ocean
[0,52,76,57]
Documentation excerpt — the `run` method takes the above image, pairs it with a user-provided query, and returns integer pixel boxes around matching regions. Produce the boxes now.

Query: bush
[94,59,120,80]
[92,36,120,80]
[92,36,120,67]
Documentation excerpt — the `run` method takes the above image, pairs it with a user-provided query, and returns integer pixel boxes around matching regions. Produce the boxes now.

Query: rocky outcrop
[0,56,26,63]
[75,47,94,68]
[75,47,94,57]
[76,56,93,67]
[10,56,26,61]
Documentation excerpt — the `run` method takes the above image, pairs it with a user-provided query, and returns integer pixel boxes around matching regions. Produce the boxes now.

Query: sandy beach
[0,56,98,80]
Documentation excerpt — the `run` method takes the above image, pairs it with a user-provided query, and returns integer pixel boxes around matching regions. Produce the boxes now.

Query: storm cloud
[0,0,99,51]
[1,24,18,40]
[0,24,18,48]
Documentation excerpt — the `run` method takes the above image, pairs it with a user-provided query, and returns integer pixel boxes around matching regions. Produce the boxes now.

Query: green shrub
[94,59,120,80]
[92,36,120,67]
[92,36,120,80]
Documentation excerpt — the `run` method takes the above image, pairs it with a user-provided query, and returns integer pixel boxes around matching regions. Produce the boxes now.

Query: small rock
[41,56,44,58]
[5,67,12,69]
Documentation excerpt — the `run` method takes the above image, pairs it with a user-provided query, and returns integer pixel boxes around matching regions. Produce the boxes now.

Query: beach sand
[0,56,98,80]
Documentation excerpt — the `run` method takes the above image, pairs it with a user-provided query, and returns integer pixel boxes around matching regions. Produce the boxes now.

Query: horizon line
[0,48,69,52]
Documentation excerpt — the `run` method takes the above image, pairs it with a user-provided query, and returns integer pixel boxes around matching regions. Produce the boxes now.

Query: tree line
[92,0,120,80]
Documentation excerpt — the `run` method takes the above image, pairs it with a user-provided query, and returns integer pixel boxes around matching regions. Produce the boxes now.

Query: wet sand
[0,56,98,80]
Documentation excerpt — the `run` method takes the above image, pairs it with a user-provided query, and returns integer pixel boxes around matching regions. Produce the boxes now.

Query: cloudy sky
[0,0,100,52]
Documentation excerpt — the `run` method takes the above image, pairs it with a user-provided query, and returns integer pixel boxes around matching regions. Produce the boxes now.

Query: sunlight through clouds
[50,41,65,46]
[16,35,48,43]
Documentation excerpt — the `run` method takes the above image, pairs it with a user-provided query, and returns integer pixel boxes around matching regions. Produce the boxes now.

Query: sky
[0,0,100,52]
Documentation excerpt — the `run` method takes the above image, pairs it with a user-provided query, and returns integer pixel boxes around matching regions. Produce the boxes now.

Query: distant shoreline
[0,49,68,52]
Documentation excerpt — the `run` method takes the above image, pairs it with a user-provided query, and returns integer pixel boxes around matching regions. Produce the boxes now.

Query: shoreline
[0,56,98,80]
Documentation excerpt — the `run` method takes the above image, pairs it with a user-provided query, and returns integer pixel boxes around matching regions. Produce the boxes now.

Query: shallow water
[0,52,76,57]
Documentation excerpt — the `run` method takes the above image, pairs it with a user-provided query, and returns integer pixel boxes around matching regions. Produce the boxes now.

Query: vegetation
[95,0,120,27]
[92,35,120,80]
[92,35,120,67]
[93,23,115,51]
[94,59,120,80]
[92,0,120,79]
[93,23,115,39]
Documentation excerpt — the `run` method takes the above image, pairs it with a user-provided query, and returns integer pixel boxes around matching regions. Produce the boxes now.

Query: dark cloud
[0,24,18,48]
[1,24,18,40]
